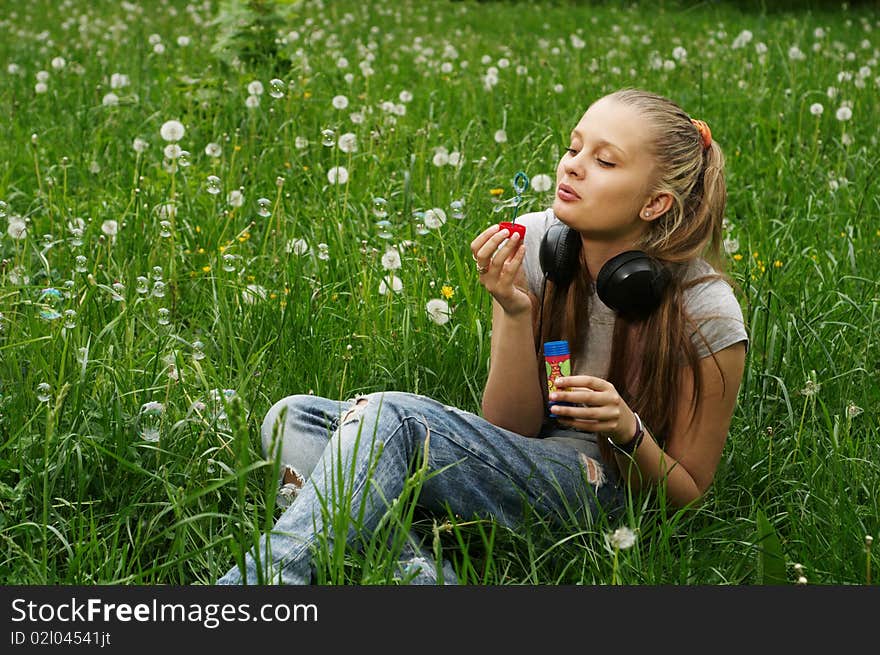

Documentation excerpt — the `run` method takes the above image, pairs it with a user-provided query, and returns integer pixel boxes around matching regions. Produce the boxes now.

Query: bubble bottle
[544,339,573,417]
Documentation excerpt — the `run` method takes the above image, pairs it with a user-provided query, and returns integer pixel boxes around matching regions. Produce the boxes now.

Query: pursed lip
[557,183,581,199]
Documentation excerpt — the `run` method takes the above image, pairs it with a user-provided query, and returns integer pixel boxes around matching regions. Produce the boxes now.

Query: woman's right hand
[469,224,531,316]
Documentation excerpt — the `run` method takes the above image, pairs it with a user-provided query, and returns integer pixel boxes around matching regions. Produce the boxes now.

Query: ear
[639,192,673,222]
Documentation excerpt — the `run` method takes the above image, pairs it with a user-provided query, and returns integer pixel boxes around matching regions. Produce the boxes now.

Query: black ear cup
[539,223,669,321]
[539,222,582,287]
[596,250,669,320]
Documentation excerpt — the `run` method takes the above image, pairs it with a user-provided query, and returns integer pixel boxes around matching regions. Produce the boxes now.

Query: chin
[551,199,577,226]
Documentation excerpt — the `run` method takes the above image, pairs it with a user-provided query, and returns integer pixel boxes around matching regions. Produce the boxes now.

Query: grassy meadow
[0,0,878,585]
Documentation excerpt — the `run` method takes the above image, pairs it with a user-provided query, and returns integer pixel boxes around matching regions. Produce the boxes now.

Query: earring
[644,210,653,218]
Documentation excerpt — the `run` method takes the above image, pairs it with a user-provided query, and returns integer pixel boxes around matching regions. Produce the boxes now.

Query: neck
[580,234,640,281]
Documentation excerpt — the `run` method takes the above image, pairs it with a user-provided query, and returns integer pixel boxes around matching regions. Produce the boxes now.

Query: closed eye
[596,158,616,168]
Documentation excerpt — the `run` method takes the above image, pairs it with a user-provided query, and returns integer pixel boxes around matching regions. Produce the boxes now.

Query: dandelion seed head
[530,173,553,192]
[337,132,357,153]
[426,298,451,325]
[381,247,402,270]
[605,526,637,550]
[379,275,403,295]
[160,120,185,142]
[423,207,447,229]
[327,166,349,185]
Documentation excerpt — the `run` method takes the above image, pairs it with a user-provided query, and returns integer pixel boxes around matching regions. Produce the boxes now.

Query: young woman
[217,88,748,585]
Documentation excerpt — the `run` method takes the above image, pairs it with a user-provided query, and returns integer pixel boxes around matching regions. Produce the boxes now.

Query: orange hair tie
[691,119,712,150]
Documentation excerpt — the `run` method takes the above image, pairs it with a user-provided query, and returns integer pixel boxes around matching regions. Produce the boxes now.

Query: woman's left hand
[548,375,638,445]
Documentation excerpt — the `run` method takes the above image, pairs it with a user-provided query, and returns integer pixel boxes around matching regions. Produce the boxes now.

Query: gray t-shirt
[515,208,749,456]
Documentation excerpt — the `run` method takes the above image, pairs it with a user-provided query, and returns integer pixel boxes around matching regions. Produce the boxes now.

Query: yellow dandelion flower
[303,91,312,99]
[269,293,277,300]
[733,254,743,261]
[247,275,255,282]
[219,245,226,253]
[774,260,783,268]
[490,188,504,196]
[280,300,287,308]
[202,265,211,273]
[195,226,201,233]
[441,285,455,300]
[752,251,760,259]
[234,145,241,152]
[197,247,205,254]
[303,165,309,171]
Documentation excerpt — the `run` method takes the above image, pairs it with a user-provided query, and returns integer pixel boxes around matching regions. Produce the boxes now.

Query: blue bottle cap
[543,340,570,357]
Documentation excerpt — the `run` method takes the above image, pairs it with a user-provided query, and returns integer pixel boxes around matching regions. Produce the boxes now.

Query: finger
[475,227,511,263]
[499,233,526,277]
[553,375,610,391]
[548,388,610,406]
[469,224,503,258]
[495,231,523,269]
[549,402,609,422]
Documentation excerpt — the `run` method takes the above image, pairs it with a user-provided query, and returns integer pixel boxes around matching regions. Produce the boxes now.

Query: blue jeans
[216,391,625,585]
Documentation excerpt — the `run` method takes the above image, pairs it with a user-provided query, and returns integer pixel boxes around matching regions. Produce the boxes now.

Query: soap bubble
[321,128,336,147]
[206,175,221,195]
[37,382,52,403]
[192,340,205,361]
[39,309,62,321]
[63,309,77,329]
[257,197,272,217]
[268,78,285,98]
[372,197,388,218]
[138,401,164,442]
[375,220,393,240]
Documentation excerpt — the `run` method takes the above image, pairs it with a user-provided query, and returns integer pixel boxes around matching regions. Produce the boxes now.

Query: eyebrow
[570,129,628,158]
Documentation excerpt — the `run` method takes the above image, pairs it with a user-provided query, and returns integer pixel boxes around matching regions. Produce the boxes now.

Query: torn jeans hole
[578,452,606,489]
[276,465,305,509]
[341,394,370,425]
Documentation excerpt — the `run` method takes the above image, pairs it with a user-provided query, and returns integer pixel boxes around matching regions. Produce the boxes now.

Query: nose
[562,153,583,179]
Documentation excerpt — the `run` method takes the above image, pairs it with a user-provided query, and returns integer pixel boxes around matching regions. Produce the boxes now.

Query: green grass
[0,0,877,585]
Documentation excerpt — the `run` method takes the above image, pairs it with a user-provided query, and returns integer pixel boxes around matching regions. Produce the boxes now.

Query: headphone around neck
[538,222,670,322]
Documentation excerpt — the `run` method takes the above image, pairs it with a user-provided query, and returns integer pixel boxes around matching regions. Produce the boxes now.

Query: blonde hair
[534,88,731,465]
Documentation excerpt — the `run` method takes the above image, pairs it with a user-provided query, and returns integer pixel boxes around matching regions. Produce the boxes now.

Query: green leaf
[755,509,787,585]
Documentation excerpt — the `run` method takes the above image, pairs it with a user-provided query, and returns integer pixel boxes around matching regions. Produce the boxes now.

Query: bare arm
[549,341,747,507]
[470,224,545,437]
[482,298,545,436]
